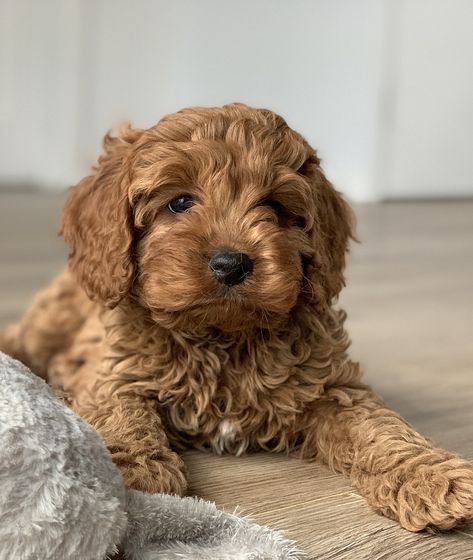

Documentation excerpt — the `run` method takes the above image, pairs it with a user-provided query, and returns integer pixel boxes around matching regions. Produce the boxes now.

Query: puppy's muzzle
[208,250,253,287]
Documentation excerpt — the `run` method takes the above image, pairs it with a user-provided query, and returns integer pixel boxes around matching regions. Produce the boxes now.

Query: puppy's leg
[0,268,93,378]
[300,386,473,531]
[73,391,187,495]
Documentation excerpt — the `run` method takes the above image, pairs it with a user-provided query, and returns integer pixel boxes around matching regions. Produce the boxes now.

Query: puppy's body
[4,268,356,455]
[2,104,473,533]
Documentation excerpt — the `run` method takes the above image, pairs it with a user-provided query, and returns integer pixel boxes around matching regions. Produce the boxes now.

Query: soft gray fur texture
[0,353,127,560]
[0,352,303,560]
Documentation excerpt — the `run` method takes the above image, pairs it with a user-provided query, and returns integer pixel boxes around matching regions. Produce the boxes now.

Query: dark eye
[259,197,306,229]
[260,198,285,216]
[167,194,194,214]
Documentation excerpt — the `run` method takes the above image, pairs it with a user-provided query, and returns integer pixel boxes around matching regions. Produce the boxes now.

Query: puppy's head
[62,104,354,331]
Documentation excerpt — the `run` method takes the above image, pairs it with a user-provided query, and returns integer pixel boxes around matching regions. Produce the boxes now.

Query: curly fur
[2,103,473,532]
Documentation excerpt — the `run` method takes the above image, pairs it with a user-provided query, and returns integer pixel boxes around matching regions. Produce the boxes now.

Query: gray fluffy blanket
[0,352,303,560]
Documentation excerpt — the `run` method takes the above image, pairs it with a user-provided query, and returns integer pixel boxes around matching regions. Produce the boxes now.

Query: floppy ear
[61,126,141,307]
[301,156,355,308]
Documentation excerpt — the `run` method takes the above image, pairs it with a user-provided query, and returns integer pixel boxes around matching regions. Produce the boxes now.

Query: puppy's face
[62,104,353,332]
[131,128,315,331]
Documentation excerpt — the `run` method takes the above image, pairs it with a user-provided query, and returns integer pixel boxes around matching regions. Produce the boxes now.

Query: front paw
[397,458,473,531]
[113,450,188,496]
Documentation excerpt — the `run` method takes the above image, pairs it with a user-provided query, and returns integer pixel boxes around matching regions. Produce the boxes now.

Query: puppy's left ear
[301,156,355,307]
[61,125,143,307]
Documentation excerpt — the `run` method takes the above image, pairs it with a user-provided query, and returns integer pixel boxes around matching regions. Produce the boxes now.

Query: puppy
[2,103,473,532]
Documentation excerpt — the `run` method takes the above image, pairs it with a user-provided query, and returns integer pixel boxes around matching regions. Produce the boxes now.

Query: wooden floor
[1,192,472,559]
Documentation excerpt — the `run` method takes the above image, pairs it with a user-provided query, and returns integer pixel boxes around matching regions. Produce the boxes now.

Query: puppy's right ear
[61,126,143,307]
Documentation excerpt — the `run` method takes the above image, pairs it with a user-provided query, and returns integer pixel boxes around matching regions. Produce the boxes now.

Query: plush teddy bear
[0,352,301,560]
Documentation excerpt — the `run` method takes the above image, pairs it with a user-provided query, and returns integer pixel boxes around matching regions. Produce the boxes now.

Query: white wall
[1,0,472,201]
[0,0,84,187]
[384,0,473,198]
[88,0,386,202]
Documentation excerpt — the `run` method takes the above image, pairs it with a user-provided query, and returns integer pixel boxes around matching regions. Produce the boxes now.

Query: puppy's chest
[152,338,312,453]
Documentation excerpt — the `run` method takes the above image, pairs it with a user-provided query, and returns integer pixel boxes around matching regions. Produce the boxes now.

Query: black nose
[208,250,253,286]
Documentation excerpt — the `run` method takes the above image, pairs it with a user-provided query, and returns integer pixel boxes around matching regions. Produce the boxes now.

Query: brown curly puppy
[2,103,473,532]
